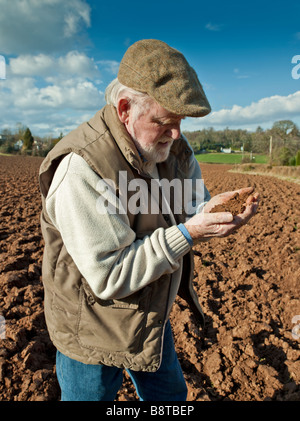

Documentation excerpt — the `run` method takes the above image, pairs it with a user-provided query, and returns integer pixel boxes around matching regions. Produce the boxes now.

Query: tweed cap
[118,39,211,117]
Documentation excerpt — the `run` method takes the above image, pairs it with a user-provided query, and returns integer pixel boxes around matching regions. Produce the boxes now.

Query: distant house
[221,147,232,154]
[14,140,23,150]
[33,139,43,151]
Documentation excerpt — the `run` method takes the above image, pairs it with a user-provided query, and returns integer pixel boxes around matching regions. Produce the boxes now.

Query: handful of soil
[210,191,251,216]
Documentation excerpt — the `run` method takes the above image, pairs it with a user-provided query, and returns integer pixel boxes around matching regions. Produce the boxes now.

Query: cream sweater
[45,151,209,303]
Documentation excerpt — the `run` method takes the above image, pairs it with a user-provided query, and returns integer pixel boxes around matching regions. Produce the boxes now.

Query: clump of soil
[210,191,251,216]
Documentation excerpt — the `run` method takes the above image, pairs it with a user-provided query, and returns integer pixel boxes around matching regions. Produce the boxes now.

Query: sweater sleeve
[45,153,191,300]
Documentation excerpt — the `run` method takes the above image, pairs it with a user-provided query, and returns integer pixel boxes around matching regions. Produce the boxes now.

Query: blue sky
[0,0,299,137]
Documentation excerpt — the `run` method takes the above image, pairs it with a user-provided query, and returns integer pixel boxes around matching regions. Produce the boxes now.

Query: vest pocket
[76,285,152,353]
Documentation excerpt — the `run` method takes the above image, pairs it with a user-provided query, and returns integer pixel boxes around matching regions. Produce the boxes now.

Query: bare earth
[0,155,299,401]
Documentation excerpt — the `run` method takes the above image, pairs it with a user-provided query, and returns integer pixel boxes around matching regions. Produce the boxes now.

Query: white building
[221,147,232,154]
[14,140,23,150]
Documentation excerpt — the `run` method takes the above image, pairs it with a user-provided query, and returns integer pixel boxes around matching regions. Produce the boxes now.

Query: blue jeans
[56,321,187,401]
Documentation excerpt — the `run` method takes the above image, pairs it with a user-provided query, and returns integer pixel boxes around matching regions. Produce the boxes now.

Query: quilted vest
[39,105,204,372]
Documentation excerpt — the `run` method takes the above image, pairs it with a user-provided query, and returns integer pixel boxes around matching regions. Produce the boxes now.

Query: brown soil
[210,191,251,216]
[0,156,299,401]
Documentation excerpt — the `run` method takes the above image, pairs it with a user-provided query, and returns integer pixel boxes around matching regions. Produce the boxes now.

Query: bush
[296,150,300,166]
[241,155,251,164]
[0,143,15,155]
[272,146,293,166]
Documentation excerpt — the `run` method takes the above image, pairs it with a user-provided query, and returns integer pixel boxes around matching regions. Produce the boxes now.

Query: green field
[195,153,268,164]
[0,151,268,164]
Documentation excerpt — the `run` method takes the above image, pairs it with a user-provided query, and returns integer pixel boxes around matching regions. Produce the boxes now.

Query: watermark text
[292,55,300,80]
[96,172,205,217]
[292,315,300,340]
[0,55,6,80]
[0,315,5,340]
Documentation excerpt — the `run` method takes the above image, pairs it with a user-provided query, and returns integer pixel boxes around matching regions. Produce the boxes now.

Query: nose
[166,124,181,140]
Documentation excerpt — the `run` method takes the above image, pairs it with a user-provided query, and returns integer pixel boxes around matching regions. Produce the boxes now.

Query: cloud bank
[0,51,105,136]
[0,0,91,54]
[183,91,300,131]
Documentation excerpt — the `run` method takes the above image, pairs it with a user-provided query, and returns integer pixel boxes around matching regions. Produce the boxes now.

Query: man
[39,39,259,401]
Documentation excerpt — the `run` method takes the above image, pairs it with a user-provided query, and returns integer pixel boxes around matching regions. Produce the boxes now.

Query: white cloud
[0,50,106,137]
[233,68,250,79]
[2,71,104,112]
[205,22,223,31]
[183,91,300,131]
[13,79,102,110]
[0,1,112,137]
[0,0,91,54]
[0,74,105,137]
[97,60,120,75]
[10,54,55,76]
[59,52,98,77]
[63,1,91,38]
[10,51,100,79]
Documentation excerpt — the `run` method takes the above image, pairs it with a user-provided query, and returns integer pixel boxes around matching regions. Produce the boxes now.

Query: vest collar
[101,105,146,176]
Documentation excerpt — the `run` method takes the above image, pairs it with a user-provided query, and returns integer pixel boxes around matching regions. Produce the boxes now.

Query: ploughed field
[0,155,299,401]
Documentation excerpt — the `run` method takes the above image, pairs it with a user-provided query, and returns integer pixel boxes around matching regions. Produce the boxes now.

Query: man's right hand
[184,187,259,244]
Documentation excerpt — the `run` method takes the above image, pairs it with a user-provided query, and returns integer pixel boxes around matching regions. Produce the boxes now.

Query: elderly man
[39,39,259,401]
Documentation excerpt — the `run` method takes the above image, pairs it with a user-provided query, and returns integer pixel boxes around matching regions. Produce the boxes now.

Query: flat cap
[118,39,211,117]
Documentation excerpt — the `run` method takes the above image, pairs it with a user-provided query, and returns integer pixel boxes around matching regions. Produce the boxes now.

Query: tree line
[183,119,300,166]
[1,119,300,166]
[0,123,63,157]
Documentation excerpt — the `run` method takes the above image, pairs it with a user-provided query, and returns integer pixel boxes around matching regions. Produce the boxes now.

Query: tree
[0,128,15,154]
[272,120,299,137]
[277,146,292,166]
[22,127,34,151]
[15,122,26,139]
[252,127,269,154]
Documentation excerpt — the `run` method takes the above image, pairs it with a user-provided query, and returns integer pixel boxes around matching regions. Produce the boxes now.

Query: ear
[117,97,131,124]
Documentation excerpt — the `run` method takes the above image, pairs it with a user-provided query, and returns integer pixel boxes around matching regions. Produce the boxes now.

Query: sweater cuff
[177,223,194,246]
[164,225,192,261]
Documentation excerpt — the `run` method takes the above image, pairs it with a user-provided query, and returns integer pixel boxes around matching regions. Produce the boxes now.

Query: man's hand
[184,187,259,244]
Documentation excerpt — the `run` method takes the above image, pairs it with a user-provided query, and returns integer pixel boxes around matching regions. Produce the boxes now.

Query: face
[118,98,184,163]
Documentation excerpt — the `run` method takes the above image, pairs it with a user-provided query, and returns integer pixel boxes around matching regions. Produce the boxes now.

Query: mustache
[156,136,174,145]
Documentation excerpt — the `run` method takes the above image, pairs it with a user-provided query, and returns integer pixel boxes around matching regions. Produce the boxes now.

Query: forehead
[147,101,184,123]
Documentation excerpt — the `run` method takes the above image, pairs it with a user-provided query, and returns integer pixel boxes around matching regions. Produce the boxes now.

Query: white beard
[130,129,173,164]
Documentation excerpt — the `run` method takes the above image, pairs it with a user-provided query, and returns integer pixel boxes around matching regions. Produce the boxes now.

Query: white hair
[105,78,153,120]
